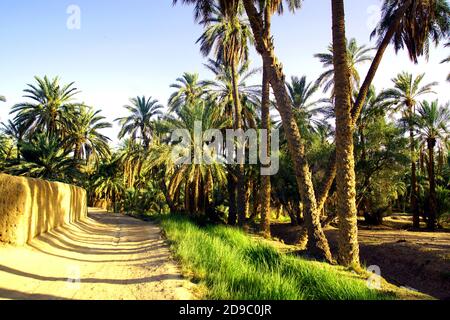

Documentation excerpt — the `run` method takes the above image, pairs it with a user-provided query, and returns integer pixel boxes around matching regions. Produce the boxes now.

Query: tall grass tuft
[159,214,395,300]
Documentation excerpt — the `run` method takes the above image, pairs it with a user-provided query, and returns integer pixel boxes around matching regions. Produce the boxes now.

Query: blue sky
[0,0,448,144]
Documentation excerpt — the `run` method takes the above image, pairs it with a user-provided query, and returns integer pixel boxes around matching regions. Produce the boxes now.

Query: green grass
[158,214,395,300]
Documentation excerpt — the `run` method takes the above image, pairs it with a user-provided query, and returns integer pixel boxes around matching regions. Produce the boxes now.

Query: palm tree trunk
[243,0,332,263]
[332,0,360,268]
[160,178,176,213]
[315,0,413,213]
[427,138,437,231]
[231,60,247,227]
[260,63,271,237]
[409,108,420,229]
[227,170,237,225]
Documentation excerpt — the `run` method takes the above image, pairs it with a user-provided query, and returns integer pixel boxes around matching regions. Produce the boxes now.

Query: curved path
[0,209,193,300]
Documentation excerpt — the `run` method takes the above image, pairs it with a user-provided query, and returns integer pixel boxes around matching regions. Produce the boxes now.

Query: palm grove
[0,0,449,269]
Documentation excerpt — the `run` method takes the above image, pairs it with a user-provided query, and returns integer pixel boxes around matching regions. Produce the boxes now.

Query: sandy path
[0,209,193,300]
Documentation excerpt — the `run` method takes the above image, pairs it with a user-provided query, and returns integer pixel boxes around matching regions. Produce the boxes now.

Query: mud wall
[0,173,87,245]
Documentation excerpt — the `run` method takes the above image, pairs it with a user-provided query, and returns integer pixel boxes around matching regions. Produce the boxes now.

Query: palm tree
[243,0,333,262]
[204,58,261,225]
[176,0,333,262]
[353,0,449,127]
[116,139,146,189]
[93,174,125,213]
[331,0,360,268]
[196,3,253,226]
[10,76,83,137]
[416,100,449,230]
[286,75,326,134]
[380,72,437,228]
[258,0,302,238]
[0,134,14,170]
[441,42,450,82]
[315,38,374,95]
[204,59,261,124]
[316,0,450,221]
[115,96,163,148]
[168,72,211,112]
[1,120,28,161]
[65,106,112,163]
[148,100,230,215]
[5,134,79,182]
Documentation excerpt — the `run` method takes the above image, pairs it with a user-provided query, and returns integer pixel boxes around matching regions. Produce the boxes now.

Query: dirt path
[0,209,194,300]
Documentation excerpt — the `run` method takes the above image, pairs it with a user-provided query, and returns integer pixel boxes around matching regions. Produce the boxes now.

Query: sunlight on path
[0,209,193,300]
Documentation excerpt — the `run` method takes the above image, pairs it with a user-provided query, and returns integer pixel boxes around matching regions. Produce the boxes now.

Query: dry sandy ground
[0,209,194,300]
[271,222,450,300]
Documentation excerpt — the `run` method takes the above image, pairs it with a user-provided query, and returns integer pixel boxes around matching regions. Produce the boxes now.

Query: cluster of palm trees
[0,0,449,270]
[0,76,111,182]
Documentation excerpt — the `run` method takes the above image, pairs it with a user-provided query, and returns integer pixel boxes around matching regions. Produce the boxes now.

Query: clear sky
[0,0,448,144]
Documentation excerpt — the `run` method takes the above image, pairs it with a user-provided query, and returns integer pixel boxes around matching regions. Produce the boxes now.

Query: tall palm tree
[10,76,83,137]
[380,72,437,228]
[316,0,450,220]
[331,0,360,268]
[168,72,212,112]
[176,0,333,262]
[65,106,112,163]
[246,0,333,262]
[416,100,449,230]
[257,0,302,238]
[196,3,253,226]
[115,96,163,148]
[315,38,374,95]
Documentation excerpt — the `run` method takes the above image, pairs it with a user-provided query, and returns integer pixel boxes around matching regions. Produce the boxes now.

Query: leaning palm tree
[176,0,334,263]
[314,38,374,95]
[353,0,450,125]
[168,72,212,112]
[196,3,253,226]
[246,0,333,262]
[115,96,163,148]
[315,0,450,235]
[10,76,83,137]
[380,72,437,228]
[65,106,112,163]
[416,100,449,231]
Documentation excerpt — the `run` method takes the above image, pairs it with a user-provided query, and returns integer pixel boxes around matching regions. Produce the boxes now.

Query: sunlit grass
[158,214,395,300]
